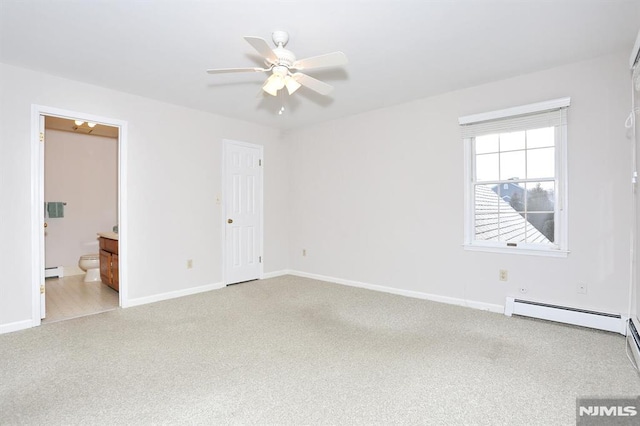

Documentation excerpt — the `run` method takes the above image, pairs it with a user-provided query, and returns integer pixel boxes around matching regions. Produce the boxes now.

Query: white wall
[285,51,633,315]
[0,63,289,329]
[44,129,118,269]
[0,50,634,332]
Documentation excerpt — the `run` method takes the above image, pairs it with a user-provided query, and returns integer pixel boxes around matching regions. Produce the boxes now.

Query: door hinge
[40,284,45,294]
[259,159,262,166]
[39,132,45,142]
[259,256,262,263]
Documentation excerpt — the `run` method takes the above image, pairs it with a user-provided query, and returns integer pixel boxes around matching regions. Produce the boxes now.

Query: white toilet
[78,254,100,282]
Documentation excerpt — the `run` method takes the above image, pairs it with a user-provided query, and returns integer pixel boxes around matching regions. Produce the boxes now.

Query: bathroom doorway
[43,116,119,322]
[31,105,128,326]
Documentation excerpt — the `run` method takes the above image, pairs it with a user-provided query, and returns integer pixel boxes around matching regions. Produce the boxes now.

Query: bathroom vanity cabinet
[99,236,119,291]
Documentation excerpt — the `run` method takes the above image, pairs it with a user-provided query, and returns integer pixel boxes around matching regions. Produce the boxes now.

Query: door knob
[227,219,233,224]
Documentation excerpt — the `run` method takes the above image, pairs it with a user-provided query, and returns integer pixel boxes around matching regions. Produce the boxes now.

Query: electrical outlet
[187,259,193,269]
[499,269,508,281]
[302,249,306,257]
[577,283,587,294]
[519,287,528,294]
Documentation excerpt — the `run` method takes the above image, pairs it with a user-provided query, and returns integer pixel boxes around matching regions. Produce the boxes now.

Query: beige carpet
[1,275,639,425]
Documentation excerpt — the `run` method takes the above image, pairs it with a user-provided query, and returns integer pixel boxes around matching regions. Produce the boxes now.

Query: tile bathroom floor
[43,274,119,323]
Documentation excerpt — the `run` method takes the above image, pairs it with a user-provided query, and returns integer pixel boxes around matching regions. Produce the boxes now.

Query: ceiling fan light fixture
[207,31,347,103]
[262,75,280,96]
[262,84,278,97]
[263,73,286,96]
[285,75,301,95]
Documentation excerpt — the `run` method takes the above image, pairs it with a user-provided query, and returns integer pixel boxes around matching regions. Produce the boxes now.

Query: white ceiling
[1,0,639,130]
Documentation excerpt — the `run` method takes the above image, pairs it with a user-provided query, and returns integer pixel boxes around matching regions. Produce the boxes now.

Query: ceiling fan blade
[244,36,278,64]
[206,67,270,74]
[292,51,347,71]
[292,72,334,95]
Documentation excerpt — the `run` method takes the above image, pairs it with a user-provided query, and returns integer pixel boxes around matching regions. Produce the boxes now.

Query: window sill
[463,244,569,258]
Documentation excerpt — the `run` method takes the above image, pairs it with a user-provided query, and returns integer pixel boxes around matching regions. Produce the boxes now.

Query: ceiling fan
[206,30,347,97]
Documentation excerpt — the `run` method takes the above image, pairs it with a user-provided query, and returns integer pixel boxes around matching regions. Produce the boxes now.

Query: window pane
[526,212,554,242]
[526,181,554,212]
[527,147,554,179]
[475,184,500,212]
[476,153,499,181]
[500,150,525,180]
[475,134,499,154]
[527,127,554,149]
[502,182,525,212]
[500,131,525,151]
[475,184,500,241]
[500,211,526,243]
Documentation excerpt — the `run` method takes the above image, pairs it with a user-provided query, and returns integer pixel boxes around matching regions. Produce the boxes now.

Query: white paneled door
[224,140,263,285]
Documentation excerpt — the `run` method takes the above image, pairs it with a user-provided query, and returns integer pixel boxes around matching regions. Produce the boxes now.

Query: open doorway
[31,105,128,326]
[43,116,119,322]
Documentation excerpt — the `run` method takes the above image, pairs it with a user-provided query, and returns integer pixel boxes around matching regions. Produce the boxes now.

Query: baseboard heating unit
[44,266,63,278]
[627,319,640,367]
[505,297,627,335]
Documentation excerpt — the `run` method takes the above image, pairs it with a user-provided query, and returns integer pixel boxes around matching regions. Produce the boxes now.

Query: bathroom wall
[44,128,118,272]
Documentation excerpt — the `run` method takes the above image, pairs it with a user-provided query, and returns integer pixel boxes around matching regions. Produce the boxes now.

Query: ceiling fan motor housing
[272,65,289,78]
[273,47,296,68]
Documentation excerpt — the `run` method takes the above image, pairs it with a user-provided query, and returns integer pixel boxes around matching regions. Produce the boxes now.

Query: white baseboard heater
[44,266,64,278]
[505,297,627,335]
[628,319,640,367]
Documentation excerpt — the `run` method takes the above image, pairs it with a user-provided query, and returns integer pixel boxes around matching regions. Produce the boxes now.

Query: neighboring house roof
[496,181,525,204]
[475,185,551,244]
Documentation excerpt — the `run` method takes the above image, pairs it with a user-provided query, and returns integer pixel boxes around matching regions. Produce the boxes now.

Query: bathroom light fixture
[73,120,97,128]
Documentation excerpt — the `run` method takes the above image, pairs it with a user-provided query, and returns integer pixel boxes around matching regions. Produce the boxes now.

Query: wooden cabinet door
[111,253,119,291]
[99,250,112,285]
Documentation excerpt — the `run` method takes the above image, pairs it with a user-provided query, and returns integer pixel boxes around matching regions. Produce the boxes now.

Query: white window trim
[458,97,571,126]
[461,98,570,258]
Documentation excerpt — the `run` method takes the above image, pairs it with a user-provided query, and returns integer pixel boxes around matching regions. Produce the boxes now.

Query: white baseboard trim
[125,281,225,308]
[0,319,34,335]
[288,270,504,314]
[262,269,291,279]
[127,270,293,308]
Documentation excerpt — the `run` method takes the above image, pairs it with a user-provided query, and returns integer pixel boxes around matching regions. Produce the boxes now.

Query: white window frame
[460,98,570,257]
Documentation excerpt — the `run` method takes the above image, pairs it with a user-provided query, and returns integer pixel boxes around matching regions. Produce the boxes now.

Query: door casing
[30,104,129,326]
